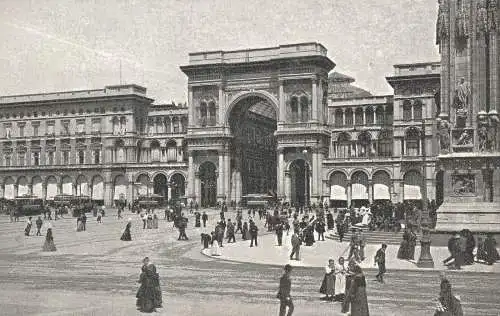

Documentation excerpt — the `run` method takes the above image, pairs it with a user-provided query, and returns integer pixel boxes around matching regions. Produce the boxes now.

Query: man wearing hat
[277,264,294,316]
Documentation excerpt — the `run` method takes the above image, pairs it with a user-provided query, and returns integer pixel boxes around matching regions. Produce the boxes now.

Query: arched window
[114,139,125,163]
[336,133,351,158]
[413,100,423,121]
[403,100,412,121]
[172,117,179,133]
[334,109,343,127]
[200,102,207,127]
[345,108,353,126]
[150,140,160,162]
[119,116,126,134]
[290,96,299,123]
[181,116,188,132]
[112,116,119,135]
[166,140,177,162]
[208,101,216,126]
[136,141,142,162]
[164,117,171,133]
[385,104,393,125]
[182,140,188,162]
[378,129,393,157]
[148,118,155,135]
[405,128,421,156]
[300,96,309,122]
[357,132,372,157]
[156,117,163,134]
[365,107,374,125]
[376,106,384,125]
[355,107,363,125]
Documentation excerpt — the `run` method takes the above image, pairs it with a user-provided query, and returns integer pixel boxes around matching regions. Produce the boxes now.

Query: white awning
[373,183,390,200]
[330,185,347,200]
[351,183,368,200]
[404,184,422,200]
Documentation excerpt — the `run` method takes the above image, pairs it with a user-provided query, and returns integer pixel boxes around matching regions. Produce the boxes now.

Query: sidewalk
[202,232,500,273]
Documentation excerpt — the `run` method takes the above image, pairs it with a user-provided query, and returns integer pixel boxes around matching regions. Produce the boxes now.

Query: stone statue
[488,0,498,33]
[453,175,475,195]
[437,119,451,153]
[476,0,489,35]
[457,130,472,145]
[456,0,470,39]
[453,78,471,121]
[478,126,489,152]
[436,0,449,45]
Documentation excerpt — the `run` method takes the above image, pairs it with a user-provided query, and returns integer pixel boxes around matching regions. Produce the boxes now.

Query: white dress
[334,263,347,295]
[211,241,221,256]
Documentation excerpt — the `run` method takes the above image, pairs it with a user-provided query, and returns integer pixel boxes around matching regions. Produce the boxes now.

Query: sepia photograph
[0,0,499,315]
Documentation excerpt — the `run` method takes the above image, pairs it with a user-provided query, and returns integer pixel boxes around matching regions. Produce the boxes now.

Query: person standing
[226,219,236,243]
[121,218,132,241]
[407,226,417,260]
[290,231,301,261]
[97,212,102,223]
[236,216,243,234]
[484,233,499,265]
[344,265,369,316]
[242,221,249,240]
[152,213,159,229]
[147,213,153,229]
[195,211,201,228]
[202,211,208,228]
[277,264,294,316]
[117,208,122,219]
[76,215,84,232]
[81,213,87,231]
[276,222,284,246]
[435,273,463,316]
[359,230,366,261]
[35,216,43,236]
[136,257,162,313]
[319,259,336,301]
[42,223,56,252]
[316,220,326,241]
[24,217,33,236]
[397,227,410,260]
[374,243,387,283]
[178,214,189,240]
[334,257,347,302]
[249,220,259,247]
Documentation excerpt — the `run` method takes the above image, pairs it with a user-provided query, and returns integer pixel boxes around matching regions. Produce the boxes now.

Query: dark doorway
[290,159,310,207]
[153,174,168,200]
[199,162,217,207]
[170,173,186,200]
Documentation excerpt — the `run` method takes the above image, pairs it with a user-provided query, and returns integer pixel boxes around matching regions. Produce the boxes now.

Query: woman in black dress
[121,218,132,241]
[42,224,57,252]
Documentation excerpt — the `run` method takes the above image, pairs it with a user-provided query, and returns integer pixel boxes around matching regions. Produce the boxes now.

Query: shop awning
[373,183,390,200]
[330,185,347,200]
[351,183,368,200]
[404,184,422,200]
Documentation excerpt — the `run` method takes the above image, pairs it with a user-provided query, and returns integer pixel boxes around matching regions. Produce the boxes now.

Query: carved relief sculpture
[436,0,449,45]
[456,0,470,40]
[478,126,490,151]
[457,130,472,145]
[452,174,475,195]
[476,0,489,35]
[453,78,471,122]
[488,0,498,32]
[437,119,451,153]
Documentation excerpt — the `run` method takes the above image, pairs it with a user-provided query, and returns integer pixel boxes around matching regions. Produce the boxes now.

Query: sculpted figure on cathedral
[436,0,449,44]
[437,119,450,153]
[478,126,490,152]
[456,0,470,39]
[476,0,489,35]
[453,78,471,120]
[488,0,498,32]
[457,130,472,145]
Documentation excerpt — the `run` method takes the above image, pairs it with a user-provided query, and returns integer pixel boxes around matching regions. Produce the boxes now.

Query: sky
[0,0,440,104]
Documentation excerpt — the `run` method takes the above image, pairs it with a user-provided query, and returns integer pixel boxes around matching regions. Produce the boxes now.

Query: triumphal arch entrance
[180,43,335,207]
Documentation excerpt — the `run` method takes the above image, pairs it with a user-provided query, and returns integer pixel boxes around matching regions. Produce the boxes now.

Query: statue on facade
[476,0,489,35]
[436,0,450,45]
[437,119,451,153]
[488,0,498,33]
[456,0,470,40]
[478,126,490,152]
[457,130,472,145]
[453,78,471,122]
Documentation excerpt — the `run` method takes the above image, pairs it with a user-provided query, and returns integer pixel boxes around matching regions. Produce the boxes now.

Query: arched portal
[199,162,217,207]
[62,176,73,195]
[46,176,57,200]
[76,175,89,196]
[92,175,104,203]
[137,174,150,196]
[17,176,29,196]
[4,177,15,199]
[373,170,391,201]
[351,171,369,208]
[32,176,43,198]
[228,94,277,200]
[329,171,348,208]
[170,173,186,200]
[153,174,168,200]
[113,175,127,201]
[289,159,310,207]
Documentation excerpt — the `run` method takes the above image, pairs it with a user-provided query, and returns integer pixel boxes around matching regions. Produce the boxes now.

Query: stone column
[279,80,286,122]
[224,151,230,200]
[188,86,194,127]
[217,153,224,201]
[188,152,195,200]
[311,150,319,199]
[373,109,377,124]
[103,172,113,206]
[177,146,183,162]
[368,180,373,203]
[127,173,134,203]
[277,148,285,198]
[284,171,291,203]
[194,172,201,204]
[342,109,346,126]
[347,181,352,207]
[490,32,498,113]
[312,78,318,121]
[218,85,225,126]
[363,107,366,125]
[167,185,172,201]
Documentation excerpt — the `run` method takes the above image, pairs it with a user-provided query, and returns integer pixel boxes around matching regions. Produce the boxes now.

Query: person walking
[344,264,369,316]
[249,220,259,247]
[435,273,463,316]
[42,223,56,252]
[117,208,122,219]
[374,243,387,283]
[136,257,162,313]
[316,220,326,241]
[81,213,87,231]
[334,257,347,302]
[290,231,301,261]
[24,217,33,236]
[35,216,43,236]
[226,219,236,243]
[319,259,336,301]
[276,222,284,246]
[277,264,294,316]
[242,221,249,240]
[142,212,147,229]
[121,218,132,241]
[202,211,208,228]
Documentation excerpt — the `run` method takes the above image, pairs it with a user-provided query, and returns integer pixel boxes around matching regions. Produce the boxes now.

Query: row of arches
[148,115,188,135]
[402,99,423,121]
[332,105,393,127]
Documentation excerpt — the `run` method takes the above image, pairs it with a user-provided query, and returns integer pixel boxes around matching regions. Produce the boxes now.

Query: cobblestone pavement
[0,209,499,316]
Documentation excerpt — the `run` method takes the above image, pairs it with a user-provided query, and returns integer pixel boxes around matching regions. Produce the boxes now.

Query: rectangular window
[94,150,100,164]
[18,153,25,166]
[62,122,70,135]
[33,125,39,137]
[33,152,40,166]
[47,121,55,135]
[19,125,25,137]
[62,151,69,165]
[92,119,101,133]
[5,155,11,167]
[78,150,85,164]
[48,151,55,165]
[77,119,85,134]
[4,124,12,139]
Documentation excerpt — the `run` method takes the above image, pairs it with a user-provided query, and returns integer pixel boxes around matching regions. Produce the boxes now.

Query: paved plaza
[0,209,499,315]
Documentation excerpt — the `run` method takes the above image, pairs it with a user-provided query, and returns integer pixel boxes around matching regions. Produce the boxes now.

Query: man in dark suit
[374,243,387,283]
[277,264,294,316]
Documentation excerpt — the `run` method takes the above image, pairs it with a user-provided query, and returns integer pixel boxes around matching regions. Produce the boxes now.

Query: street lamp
[417,118,434,268]
[302,146,309,207]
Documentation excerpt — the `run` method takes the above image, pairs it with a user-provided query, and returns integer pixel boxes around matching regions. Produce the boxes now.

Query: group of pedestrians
[442,230,499,269]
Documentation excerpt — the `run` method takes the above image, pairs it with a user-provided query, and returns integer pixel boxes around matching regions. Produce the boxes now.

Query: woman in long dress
[434,273,463,316]
[121,219,132,241]
[319,259,336,301]
[152,214,159,229]
[76,216,84,232]
[147,213,153,229]
[136,257,162,312]
[397,228,410,259]
[42,224,57,252]
[334,256,347,302]
[24,217,33,236]
[211,235,221,256]
[344,264,369,316]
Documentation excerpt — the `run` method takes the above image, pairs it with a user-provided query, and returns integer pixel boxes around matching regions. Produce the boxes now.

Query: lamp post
[302,147,308,207]
[417,118,434,268]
